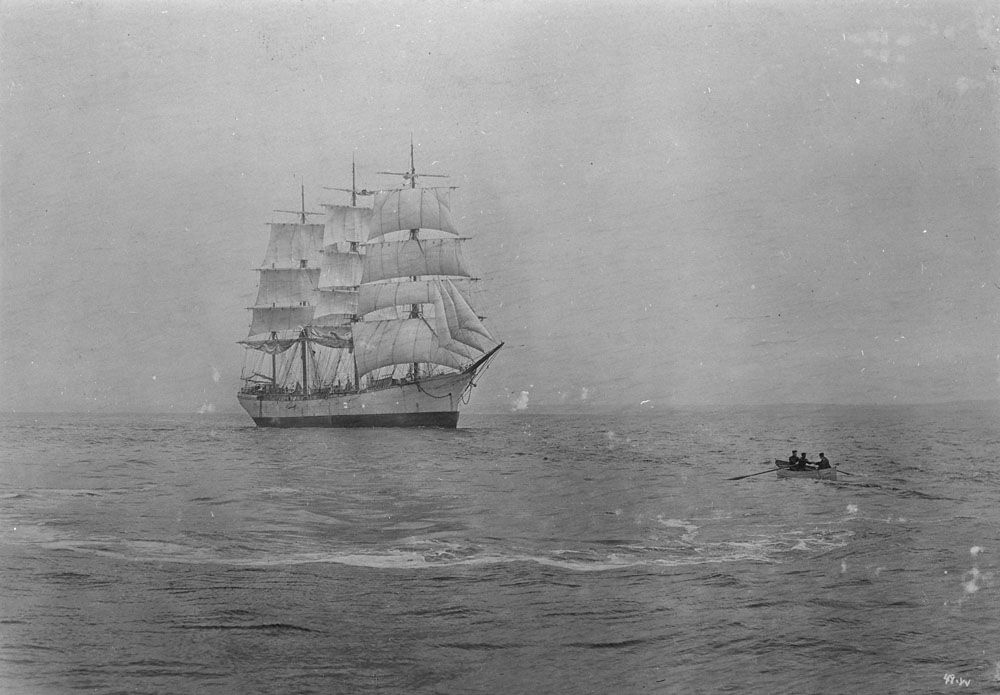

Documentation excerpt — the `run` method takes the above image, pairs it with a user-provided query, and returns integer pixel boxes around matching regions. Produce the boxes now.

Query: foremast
[377,138,450,381]
[355,140,499,388]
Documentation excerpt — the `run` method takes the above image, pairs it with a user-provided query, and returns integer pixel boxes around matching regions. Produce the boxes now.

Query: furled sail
[362,238,471,284]
[352,319,467,377]
[238,333,299,354]
[323,205,371,246]
[304,324,352,349]
[370,188,458,239]
[319,244,364,288]
[261,223,325,269]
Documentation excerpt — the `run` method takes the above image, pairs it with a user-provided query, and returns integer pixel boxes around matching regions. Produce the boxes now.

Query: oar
[834,467,855,476]
[727,468,780,481]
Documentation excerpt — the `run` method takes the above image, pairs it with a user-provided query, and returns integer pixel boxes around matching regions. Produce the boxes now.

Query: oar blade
[727,467,780,481]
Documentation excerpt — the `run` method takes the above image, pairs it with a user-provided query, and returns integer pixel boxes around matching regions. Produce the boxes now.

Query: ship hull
[238,369,475,428]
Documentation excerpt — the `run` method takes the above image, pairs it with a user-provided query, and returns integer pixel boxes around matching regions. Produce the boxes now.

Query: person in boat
[792,452,810,470]
[817,453,831,469]
[788,450,799,465]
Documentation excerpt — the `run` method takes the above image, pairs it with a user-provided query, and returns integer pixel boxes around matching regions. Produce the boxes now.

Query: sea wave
[17,528,855,573]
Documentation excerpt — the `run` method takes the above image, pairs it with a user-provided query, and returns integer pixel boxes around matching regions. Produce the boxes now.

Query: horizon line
[2,399,997,417]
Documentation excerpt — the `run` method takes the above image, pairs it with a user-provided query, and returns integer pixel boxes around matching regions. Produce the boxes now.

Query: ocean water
[1,403,999,694]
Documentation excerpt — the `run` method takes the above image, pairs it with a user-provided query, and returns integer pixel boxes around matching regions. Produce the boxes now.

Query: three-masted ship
[237,147,502,427]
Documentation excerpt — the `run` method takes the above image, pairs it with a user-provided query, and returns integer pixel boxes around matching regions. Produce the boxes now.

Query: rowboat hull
[775,459,828,469]
[776,467,837,480]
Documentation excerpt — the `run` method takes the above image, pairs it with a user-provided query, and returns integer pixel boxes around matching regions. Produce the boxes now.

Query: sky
[1,0,998,413]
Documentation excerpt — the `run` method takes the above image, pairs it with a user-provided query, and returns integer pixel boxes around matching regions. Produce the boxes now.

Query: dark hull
[251,410,459,429]
[238,344,503,429]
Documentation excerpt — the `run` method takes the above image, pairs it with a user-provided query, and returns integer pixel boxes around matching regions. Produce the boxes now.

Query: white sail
[261,223,325,269]
[253,268,320,308]
[362,238,471,284]
[248,306,314,338]
[319,244,364,288]
[313,289,358,325]
[323,205,371,246]
[239,159,503,412]
[427,303,481,361]
[357,281,435,316]
[357,278,483,316]
[371,188,458,239]
[442,279,493,341]
[432,279,497,353]
[352,318,467,377]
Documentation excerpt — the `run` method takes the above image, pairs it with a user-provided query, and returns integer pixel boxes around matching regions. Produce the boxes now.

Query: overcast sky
[2,0,998,413]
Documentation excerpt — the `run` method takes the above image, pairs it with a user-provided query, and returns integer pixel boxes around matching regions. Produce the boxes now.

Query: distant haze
[2,1,998,413]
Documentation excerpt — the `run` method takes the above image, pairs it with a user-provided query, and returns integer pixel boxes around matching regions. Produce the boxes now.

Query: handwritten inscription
[943,674,971,687]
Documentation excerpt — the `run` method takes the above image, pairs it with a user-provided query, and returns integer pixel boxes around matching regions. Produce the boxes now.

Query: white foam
[28,525,854,573]
[655,516,700,542]
[963,567,981,594]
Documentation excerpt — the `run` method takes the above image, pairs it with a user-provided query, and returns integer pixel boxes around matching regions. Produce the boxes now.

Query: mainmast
[324,154,376,208]
[318,158,375,393]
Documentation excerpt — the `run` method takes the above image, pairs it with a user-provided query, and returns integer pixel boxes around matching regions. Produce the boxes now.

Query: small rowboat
[776,467,837,481]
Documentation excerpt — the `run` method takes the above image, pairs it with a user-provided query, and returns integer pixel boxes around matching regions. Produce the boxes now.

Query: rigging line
[461,385,476,405]
[416,379,455,399]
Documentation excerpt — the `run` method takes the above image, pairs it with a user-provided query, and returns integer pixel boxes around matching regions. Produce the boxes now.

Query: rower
[793,452,810,470]
[817,453,831,469]
[788,450,799,465]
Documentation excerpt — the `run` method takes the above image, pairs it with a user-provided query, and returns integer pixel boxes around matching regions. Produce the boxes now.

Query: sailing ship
[237,146,502,427]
